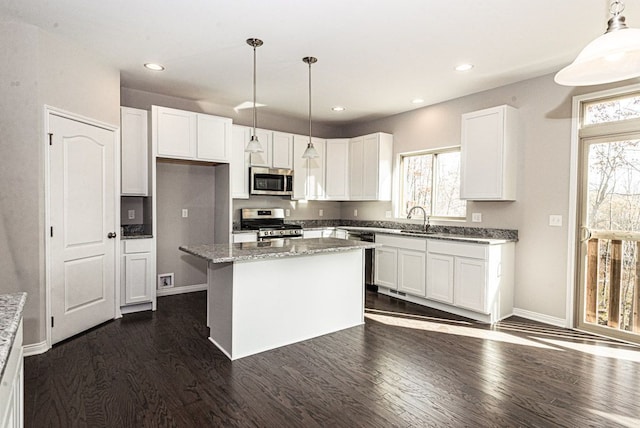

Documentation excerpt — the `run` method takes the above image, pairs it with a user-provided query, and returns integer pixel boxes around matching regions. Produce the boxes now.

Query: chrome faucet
[407,206,430,233]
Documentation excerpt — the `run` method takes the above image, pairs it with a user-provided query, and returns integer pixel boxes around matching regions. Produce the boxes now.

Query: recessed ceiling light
[455,63,474,72]
[144,63,165,71]
[331,106,346,112]
[412,98,424,104]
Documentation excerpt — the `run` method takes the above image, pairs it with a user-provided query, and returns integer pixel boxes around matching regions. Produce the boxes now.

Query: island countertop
[0,292,27,381]
[180,237,378,263]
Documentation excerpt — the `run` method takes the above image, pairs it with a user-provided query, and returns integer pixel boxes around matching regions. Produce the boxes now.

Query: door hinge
[48,133,53,146]
[51,316,54,328]
[50,226,53,237]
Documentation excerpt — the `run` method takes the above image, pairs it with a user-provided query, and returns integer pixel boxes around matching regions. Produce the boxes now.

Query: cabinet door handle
[107,232,117,239]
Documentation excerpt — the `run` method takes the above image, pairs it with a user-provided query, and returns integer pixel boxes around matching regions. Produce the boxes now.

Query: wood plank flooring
[25,291,640,427]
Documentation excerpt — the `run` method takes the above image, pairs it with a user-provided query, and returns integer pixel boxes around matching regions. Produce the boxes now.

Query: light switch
[285,209,291,217]
[354,209,358,217]
[472,213,482,222]
[549,215,562,227]
[182,209,189,218]
[128,209,135,220]
[319,209,324,217]
[385,211,392,219]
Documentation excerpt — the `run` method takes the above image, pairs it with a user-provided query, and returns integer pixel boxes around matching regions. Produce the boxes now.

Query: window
[583,94,640,125]
[400,148,466,219]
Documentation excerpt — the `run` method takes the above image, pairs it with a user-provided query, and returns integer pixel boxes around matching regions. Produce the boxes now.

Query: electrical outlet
[319,209,324,217]
[385,211,392,219]
[128,209,135,220]
[354,209,358,217]
[549,215,562,227]
[285,209,291,217]
[472,213,482,222]
[182,209,188,218]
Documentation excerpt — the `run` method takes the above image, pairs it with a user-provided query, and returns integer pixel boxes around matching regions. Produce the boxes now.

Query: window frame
[397,145,466,221]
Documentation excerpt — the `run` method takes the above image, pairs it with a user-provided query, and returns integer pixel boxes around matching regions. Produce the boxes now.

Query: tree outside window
[400,148,466,219]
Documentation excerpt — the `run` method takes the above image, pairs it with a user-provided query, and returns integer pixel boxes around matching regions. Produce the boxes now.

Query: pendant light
[245,38,264,153]
[555,1,640,86]
[302,56,320,159]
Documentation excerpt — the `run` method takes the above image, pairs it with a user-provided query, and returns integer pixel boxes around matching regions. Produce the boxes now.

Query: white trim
[22,340,49,357]
[566,82,640,330]
[512,308,567,328]
[43,105,120,349]
[156,283,207,296]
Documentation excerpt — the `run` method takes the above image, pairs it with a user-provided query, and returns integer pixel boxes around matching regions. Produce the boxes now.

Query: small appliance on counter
[240,208,303,241]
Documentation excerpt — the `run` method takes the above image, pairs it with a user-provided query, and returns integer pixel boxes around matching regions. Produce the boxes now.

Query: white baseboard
[156,283,207,297]
[512,308,567,328]
[23,340,49,357]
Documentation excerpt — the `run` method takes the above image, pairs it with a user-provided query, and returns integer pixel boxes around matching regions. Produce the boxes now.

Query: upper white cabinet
[231,125,251,199]
[292,135,326,200]
[272,132,294,169]
[460,105,518,201]
[249,130,294,170]
[248,128,273,167]
[324,138,350,200]
[349,132,393,201]
[152,106,231,163]
[196,113,232,162]
[120,107,149,196]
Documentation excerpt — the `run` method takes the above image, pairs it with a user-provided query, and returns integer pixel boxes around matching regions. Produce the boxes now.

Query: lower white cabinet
[121,239,154,307]
[233,232,258,243]
[425,240,515,322]
[374,234,426,297]
[0,320,23,428]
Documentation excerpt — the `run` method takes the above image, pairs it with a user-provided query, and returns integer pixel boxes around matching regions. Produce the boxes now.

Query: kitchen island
[179,238,377,360]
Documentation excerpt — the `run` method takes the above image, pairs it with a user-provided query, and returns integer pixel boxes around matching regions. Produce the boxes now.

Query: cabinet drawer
[124,238,153,254]
[375,234,426,251]
[427,240,486,259]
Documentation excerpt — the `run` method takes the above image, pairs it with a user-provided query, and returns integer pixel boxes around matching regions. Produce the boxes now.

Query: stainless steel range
[240,208,303,241]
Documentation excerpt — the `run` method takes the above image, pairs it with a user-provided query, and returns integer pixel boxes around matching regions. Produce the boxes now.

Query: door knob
[107,232,117,239]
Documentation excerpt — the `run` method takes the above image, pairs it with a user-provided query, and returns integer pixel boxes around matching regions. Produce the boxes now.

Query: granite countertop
[121,234,153,240]
[180,237,378,263]
[0,292,27,381]
[373,229,513,245]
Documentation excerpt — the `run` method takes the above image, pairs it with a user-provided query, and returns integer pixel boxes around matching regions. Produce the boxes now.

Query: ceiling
[2,0,638,125]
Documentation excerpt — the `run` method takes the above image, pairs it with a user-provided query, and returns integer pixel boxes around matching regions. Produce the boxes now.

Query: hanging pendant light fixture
[245,38,264,153]
[302,56,320,159]
[555,1,640,86]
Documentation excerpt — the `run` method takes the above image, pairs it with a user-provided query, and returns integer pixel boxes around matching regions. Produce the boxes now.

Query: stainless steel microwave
[250,167,293,196]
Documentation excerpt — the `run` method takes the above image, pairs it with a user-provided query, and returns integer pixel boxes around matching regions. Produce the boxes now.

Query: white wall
[0,21,120,346]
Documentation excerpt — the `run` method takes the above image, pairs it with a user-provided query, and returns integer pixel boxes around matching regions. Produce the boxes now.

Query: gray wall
[156,161,216,288]
[0,21,120,346]
[340,73,640,322]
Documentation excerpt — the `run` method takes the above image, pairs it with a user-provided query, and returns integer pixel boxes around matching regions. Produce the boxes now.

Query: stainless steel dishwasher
[345,230,377,291]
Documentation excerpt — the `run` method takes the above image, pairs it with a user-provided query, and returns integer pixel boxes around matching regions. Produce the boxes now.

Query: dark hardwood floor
[25,291,640,427]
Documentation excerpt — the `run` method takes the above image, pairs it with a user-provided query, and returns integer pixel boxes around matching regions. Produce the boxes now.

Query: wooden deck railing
[586,230,640,332]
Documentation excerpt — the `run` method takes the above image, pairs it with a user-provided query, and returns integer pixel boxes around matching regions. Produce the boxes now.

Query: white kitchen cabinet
[398,249,426,296]
[233,232,258,243]
[121,239,154,307]
[303,229,334,239]
[349,133,393,201]
[375,234,426,297]
[249,128,273,167]
[292,135,326,200]
[153,106,231,163]
[196,113,232,162]
[0,320,23,428]
[272,131,294,169]
[231,125,251,199]
[154,106,196,159]
[333,229,348,239]
[460,105,518,201]
[425,240,514,322]
[374,246,398,289]
[120,107,148,196]
[324,138,350,200]
[426,252,455,304]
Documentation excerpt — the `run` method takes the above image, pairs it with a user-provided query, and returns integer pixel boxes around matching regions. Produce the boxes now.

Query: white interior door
[49,112,116,344]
